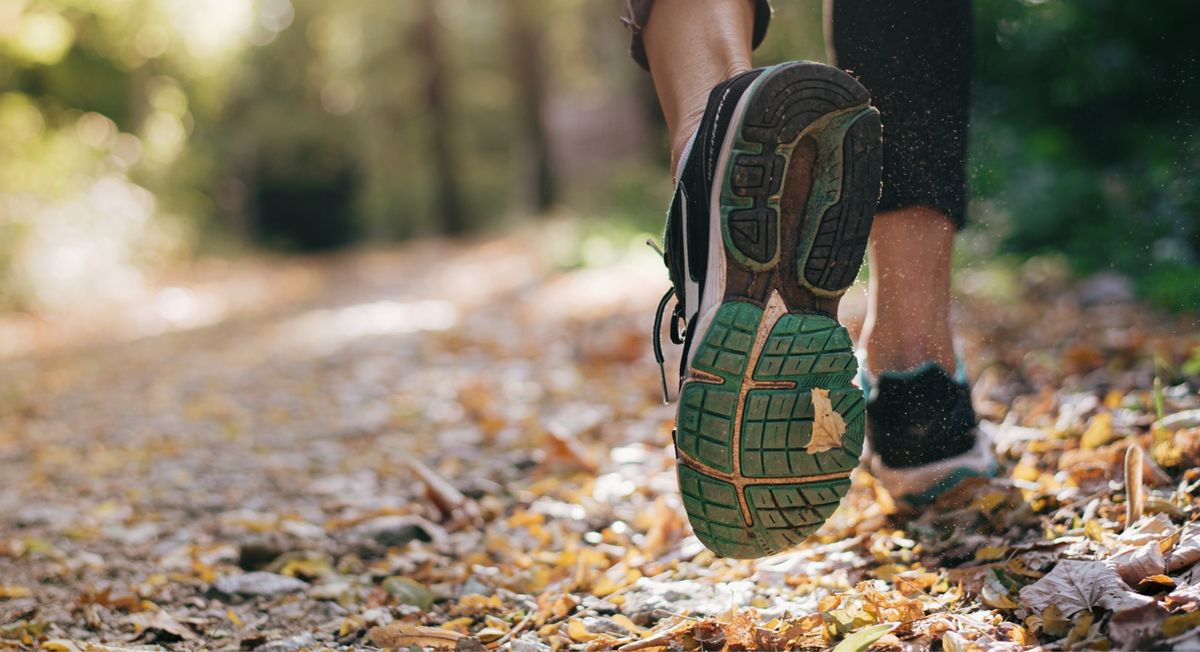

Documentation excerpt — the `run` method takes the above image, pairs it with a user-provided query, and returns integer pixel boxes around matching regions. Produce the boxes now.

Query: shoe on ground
[859,359,997,506]
[652,61,882,558]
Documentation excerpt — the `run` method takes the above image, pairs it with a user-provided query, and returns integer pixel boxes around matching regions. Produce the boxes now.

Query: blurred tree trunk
[415,0,466,234]
[506,0,557,214]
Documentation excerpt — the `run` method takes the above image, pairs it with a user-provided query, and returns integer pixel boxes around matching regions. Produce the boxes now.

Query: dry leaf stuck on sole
[807,387,847,454]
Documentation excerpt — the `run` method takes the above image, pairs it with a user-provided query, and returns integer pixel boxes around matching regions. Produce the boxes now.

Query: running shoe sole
[675,62,882,558]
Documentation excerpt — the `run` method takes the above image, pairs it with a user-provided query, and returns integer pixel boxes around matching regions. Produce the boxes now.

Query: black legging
[624,0,973,228]
[830,0,973,229]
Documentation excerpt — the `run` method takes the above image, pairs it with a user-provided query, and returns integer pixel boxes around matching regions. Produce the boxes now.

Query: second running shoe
[653,61,882,558]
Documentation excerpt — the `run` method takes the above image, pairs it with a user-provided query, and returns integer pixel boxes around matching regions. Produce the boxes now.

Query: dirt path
[2,228,1198,650]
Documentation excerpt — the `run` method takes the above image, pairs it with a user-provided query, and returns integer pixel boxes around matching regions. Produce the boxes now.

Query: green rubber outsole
[670,62,879,559]
[675,302,864,558]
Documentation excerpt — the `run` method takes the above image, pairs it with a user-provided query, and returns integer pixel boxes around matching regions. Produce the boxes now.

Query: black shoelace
[652,286,686,404]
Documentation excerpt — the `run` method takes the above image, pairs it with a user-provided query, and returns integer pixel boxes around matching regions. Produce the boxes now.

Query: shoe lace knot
[649,238,687,404]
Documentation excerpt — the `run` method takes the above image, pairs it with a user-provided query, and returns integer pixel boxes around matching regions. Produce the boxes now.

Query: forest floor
[2,224,1200,651]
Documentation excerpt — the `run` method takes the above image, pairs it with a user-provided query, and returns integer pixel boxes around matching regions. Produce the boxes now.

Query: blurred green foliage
[0,0,1196,312]
[971,0,1200,310]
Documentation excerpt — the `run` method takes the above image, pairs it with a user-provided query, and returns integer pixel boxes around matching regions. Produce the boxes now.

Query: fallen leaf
[1125,444,1145,526]
[567,618,600,643]
[126,610,197,642]
[980,569,1020,609]
[0,585,32,599]
[1168,521,1200,573]
[1109,541,1166,587]
[410,459,483,528]
[1107,602,1169,650]
[807,387,846,454]
[382,576,434,610]
[1018,559,1153,617]
[1041,604,1071,637]
[832,623,896,652]
[1064,609,1094,648]
[1119,513,1175,546]
[974,545,1010,562]
[1081,412,1113,449]
[1164,610,1200,638]
[1156,410,1200,431]
[1135,574,1175,593]
[368,623,465,649]
[542,422,599,474]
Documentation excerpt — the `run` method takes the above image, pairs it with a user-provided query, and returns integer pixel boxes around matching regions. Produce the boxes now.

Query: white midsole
[868,429,996,499]
[683,78,760,372]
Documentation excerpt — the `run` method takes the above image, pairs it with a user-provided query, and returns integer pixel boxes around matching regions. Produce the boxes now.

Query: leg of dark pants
[829,0,973,229]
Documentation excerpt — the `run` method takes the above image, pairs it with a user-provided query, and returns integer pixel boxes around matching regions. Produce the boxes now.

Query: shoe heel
[720,62,882,296]
[798,107,882,295]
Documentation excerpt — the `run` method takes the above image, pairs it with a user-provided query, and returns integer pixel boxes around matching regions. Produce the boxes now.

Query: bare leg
[642,0,756,176]
[860,207,957,375]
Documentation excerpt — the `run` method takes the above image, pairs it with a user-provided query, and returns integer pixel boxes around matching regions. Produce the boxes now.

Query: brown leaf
[542,422,599,474]
[1125,444,1145,527]
[616,618,696,651]
[642,496,684,559]
[1018,559,1153,618]
[126,610,197,642]
[368,623,465,649]
[1167,521,1200,573]
[807,388,846,454]
[1109,541,1166,587]
[1135,574,1175,594]
[409,458,482,528]
[1107,602,1169,651]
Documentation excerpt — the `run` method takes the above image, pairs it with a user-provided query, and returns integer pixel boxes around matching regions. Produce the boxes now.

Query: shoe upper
[862,361,978,468]
[654,69,764,396]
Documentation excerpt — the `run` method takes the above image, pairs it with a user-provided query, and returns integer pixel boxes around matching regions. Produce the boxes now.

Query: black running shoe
[859,360,996,505]
[652,61,882,558]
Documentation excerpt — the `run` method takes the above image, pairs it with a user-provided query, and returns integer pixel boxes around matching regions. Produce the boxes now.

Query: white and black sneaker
[652,61,882,558]
[859,359,997,506]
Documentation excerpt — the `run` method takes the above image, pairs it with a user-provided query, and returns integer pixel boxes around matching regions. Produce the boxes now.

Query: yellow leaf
[611,614,644,635]
[0,585,32,599]
[567,619,600,643]
[41,641,81,652]
[975,546,1010,562]
[226,609,242,627]
[1064,610,1094,649]
[441,617,475,633]
[807,388,847,454]
[338,616,363,637]
[973,492,1009,512]
[1080,412,1113,450]
[1011,462,1040,483]
[1000,623,1029,646]
[1165,611,1200,637]
[476,627,506,643]
[590,575,619,598]
[1041,604,1071,637]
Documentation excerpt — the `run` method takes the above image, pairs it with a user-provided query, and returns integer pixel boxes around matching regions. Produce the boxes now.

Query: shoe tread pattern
[676,302,863,558]
[722,62,881,295]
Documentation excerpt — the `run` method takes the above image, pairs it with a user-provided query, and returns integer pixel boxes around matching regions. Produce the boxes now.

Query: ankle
[862,325,957,376]
[670,117,702,179]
